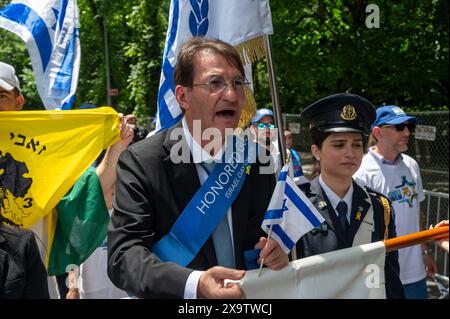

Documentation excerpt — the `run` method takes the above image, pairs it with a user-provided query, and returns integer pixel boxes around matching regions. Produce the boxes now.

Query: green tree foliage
[261,0,448,113]
[0,30,42,109]
[76,0,169,123]
[1,0,448,119]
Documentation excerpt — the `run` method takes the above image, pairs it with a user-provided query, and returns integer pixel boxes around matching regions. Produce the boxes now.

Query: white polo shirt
[354,147,426,284]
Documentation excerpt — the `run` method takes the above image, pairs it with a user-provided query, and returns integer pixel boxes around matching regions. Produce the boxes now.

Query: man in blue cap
[251,108,281,174]
[354,105,437,299]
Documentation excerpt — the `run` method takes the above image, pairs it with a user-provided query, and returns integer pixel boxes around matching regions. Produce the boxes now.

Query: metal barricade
[423,190,449,277]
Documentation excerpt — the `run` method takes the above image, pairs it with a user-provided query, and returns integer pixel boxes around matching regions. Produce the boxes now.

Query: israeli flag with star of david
[0,0,80,110]
[262,165,325,254]
[155,0,273,132]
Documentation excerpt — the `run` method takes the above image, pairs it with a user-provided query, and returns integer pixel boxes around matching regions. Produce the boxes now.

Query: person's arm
[419,210,438,276]
[107,148,193,298]
[96,114,134,198]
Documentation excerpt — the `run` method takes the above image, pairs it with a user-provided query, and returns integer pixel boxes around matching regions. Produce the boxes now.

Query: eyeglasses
[257,122,275,130]
[381,122,416,132]
[192,76,250,97]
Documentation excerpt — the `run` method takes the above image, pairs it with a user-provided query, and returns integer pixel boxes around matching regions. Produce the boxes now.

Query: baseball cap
[0,61,21,92]
[251,108,274,124]
[371,105,417,129]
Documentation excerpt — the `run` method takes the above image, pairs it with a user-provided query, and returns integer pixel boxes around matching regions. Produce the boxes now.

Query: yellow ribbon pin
[246,165,251,175]
[356,212,361,221]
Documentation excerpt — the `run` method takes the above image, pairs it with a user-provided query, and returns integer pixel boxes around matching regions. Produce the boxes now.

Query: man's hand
[435,220,449,252]
[423,254,438,277]
[66,270,80,299]
[255,237,289,270]
[66,288,80,299]
[197,266,245,299]
[116,113,135,151]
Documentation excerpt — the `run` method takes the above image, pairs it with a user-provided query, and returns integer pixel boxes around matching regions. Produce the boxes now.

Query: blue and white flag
[155,0,273,132]
[262,165,325,254]
[0,0,80,110]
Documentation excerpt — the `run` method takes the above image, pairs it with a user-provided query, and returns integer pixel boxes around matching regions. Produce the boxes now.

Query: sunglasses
[381,122,416,132]
[257,122,275,130]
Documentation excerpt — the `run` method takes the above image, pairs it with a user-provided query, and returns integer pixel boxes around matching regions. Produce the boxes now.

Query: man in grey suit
[107,37,288,299]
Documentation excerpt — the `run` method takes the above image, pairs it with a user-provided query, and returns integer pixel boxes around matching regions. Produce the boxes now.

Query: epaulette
[364,186,391,202]
[364,186,391,240]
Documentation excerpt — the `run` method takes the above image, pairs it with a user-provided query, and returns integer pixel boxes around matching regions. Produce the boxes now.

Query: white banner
[238,241,387,299]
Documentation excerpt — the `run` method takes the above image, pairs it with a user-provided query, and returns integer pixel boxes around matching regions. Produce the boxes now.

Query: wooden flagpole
[384,226,448,253]
[258,224,273,277]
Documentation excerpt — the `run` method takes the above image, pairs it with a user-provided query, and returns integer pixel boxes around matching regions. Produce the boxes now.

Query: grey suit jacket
[107,122,275,298]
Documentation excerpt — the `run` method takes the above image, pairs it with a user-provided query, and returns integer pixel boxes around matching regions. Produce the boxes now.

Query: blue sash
[153,135,256,266]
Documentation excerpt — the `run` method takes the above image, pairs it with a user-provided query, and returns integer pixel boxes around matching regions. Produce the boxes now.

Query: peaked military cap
[301,93,376,135]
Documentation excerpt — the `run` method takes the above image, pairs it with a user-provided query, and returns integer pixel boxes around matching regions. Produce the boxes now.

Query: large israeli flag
[156,0,273,132]
[262,165,325,254]
[0,0,80,110]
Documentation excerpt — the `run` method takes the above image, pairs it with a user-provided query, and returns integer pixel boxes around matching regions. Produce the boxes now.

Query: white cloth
[354,147,426,284]
[79,238,128,299]
[238,241,386,299]
[78,208,127,299]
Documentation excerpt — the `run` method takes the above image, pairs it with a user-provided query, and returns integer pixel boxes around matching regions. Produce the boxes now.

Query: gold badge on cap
[341,105,357,121]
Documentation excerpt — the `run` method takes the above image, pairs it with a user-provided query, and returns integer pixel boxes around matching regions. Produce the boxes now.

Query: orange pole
[384,226,449,253]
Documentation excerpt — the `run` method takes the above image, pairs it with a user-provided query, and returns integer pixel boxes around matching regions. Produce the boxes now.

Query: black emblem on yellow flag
[0,152,33,226]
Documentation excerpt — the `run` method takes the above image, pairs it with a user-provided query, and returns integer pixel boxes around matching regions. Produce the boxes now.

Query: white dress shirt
[318,175,353,223]
[182,117,235,299]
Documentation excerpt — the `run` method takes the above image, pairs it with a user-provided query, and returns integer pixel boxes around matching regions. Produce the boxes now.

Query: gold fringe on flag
[237,86,257,130]
[233,36,266,130]
[235,36,267,65]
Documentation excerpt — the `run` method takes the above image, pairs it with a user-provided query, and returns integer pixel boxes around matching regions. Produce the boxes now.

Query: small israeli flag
[0,0,80,110]
[262,165,325,254]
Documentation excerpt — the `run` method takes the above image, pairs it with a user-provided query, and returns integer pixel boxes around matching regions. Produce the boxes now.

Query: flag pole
[384,226,448,253]
[102,18,112,106]
[263,35,300,261]
[258,224,273,277]
[263,35,286,167]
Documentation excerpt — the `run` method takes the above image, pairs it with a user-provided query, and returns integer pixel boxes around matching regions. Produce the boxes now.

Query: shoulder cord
[380,196,390,240]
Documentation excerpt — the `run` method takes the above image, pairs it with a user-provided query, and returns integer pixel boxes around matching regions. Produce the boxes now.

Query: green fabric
[48,167,109,276]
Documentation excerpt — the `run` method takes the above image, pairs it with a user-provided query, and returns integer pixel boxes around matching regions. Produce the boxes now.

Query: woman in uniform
[296,93,404,299]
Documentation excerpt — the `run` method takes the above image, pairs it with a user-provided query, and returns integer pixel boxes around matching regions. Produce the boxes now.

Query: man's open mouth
[216,110,236,117]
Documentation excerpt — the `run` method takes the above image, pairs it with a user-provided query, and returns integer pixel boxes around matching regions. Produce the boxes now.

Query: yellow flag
[0,107,120,228]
